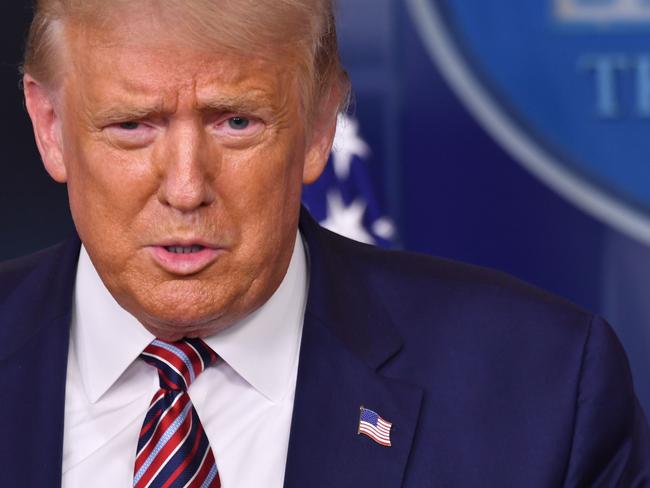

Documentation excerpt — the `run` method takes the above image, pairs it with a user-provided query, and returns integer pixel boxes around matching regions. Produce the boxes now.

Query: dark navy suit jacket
[1,209,649,487]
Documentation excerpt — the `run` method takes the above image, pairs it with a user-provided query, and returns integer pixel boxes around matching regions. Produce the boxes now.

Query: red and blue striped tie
[134,338,221,488]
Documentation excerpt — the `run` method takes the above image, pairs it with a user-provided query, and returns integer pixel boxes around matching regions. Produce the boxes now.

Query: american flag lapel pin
[358,406,393,447]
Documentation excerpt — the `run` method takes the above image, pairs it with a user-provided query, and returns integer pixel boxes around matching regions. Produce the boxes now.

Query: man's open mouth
[164,245,206,254]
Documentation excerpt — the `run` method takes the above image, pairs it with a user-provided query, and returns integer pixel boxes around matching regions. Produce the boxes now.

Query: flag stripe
[359,431,391,445]
[359,424,391,440]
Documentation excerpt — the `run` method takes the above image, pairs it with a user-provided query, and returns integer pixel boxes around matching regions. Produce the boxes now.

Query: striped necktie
[133,338,221,488]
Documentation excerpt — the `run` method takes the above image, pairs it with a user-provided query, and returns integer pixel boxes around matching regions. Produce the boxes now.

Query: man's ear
[23,74,67,183]
[302,86,342,185]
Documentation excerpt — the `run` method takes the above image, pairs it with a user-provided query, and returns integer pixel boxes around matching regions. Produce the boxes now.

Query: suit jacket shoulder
[0,242,66,297]
[293,217,650,487]
[316,224,595,363]
[0,239,78,358]
[0,237,79,487]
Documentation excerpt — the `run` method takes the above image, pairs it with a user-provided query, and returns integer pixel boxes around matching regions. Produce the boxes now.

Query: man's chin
[131,295,237,340]
[138,312,232,341]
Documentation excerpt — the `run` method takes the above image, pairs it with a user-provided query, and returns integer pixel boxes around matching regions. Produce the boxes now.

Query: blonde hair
[23,0,350,114]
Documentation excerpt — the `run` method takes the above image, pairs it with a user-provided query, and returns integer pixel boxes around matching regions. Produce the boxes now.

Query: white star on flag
[321,190,374,244]
[331,114,370,180]
[302,113,397,247]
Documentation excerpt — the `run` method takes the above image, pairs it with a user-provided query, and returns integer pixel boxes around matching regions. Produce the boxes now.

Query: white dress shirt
[62,234,308,487]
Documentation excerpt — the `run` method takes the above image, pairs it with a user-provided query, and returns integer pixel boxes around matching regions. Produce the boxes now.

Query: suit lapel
[0,236,80,487]
[284,210,423,488]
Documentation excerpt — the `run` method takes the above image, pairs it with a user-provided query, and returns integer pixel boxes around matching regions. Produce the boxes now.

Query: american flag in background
[302,114,397,248]
[358,406,393,447]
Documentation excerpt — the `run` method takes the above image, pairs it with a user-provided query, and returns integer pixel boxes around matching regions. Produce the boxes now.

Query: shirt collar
[72,232,308,404]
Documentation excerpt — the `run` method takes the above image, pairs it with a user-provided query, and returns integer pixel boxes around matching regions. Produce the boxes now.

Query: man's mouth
[164,245,206,254]
[148,243,221,275]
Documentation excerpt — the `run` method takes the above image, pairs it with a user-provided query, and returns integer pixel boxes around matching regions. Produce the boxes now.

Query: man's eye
[119,122,141,130]
[228,117,250,130]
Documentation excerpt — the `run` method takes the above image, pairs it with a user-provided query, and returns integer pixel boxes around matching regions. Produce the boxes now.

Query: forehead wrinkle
[194,68,297,119]
[78,70,185,124]
[65,22,302,125]
[79,78,171,120]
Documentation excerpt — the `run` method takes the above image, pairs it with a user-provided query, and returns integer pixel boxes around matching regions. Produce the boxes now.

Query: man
[1,0,648,486]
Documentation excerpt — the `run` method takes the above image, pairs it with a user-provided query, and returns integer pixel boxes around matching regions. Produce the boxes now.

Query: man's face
[29,19,332,340]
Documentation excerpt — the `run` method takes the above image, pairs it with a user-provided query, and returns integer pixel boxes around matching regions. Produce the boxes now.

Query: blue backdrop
[3,1,650,417]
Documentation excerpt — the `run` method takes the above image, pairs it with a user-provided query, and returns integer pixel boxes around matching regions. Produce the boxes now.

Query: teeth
[165,245,204,254]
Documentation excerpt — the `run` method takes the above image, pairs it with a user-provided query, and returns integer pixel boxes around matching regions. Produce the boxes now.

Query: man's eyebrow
[90,93,278,124]
[198,93,276,114]
[92,103,166,124]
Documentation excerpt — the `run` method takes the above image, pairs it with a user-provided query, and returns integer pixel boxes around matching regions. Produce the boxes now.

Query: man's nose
[156,122,216,212]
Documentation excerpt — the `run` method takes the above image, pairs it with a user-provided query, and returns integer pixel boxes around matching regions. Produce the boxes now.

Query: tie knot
[140,338,218,391]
